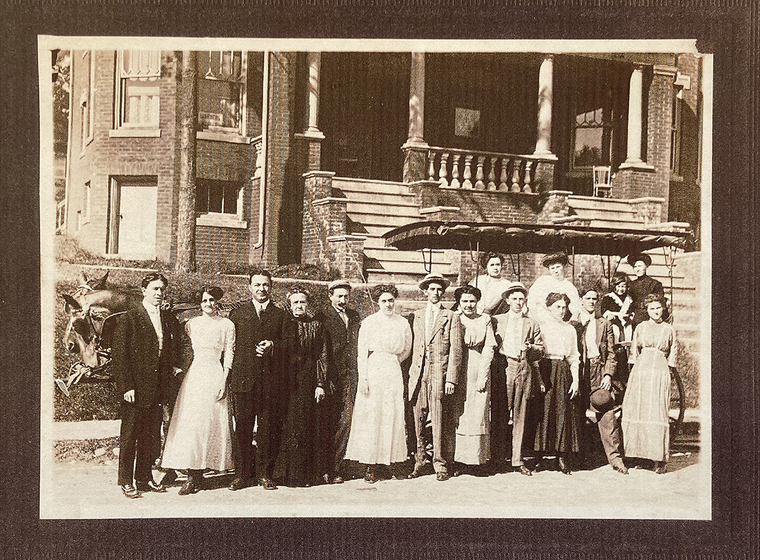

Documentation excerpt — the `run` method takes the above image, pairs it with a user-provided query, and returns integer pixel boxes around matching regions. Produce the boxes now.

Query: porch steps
[337,177,458,284]
[565,195,640,229]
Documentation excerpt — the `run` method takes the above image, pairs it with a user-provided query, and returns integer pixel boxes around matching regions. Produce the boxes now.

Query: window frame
[195,178,247,229]
[196,51,248,138]
[113,50,162,131]
[670,85,683,178]
[79,50,95,154]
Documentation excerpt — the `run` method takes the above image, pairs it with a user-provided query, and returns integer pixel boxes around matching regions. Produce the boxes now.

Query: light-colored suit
[491,312,543,466]
[407,307,464,474]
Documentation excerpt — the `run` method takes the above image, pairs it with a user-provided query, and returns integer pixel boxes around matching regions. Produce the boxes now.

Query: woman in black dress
[274,286,329,487]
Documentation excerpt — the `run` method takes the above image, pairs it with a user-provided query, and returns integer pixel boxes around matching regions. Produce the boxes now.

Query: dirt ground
[43,445,708,519]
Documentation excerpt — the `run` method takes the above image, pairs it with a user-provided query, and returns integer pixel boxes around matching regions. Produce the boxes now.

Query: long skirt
[161,351,234,471]
[532,359,581,454]
[621,347,671,462]
[344,352,407,465]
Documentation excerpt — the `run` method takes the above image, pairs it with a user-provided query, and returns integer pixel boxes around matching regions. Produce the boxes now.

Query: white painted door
[118,185,157,260]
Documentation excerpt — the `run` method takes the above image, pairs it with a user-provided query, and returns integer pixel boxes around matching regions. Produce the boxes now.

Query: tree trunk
[175,51,198,273]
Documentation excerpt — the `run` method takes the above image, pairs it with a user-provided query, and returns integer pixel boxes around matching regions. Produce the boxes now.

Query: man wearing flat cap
[490,282,544,474]
[626,253,667,329]
[572,284,628,474]
[316,279,361,483]
[407,273,464,481]
[527,252,581,325]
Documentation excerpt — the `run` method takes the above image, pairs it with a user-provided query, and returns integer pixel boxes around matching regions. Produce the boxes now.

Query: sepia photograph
[38,36,713,520]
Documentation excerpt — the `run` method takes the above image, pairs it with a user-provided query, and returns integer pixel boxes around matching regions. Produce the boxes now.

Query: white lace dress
[344,312,412,465]
[161,314,235,471]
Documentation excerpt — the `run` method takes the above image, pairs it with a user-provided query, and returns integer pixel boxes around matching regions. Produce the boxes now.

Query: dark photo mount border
[1,1,757,558]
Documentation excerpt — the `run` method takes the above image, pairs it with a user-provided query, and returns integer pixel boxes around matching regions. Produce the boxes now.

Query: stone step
[586,218,648,229]
[333,177,412,196]
[567,195,640,211]
[364,246,452,265]
[364,270,459,286]
[346,200,421,217]
[366,259,456,275]
[342,191,417,206]
[346,212,420,228]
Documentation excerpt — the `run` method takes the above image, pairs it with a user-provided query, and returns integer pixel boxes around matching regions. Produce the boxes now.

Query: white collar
[142,301,161,315]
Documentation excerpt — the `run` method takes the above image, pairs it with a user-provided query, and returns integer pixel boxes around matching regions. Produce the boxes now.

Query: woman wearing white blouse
[531,292,581,474]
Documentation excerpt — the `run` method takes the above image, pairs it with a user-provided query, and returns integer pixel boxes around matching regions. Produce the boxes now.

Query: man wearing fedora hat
[490,282,544,475]
[572,284,628,474]
[527,252,581,325]
[407,273,464,481]
[316,279,361,483]
[626,253,667,329]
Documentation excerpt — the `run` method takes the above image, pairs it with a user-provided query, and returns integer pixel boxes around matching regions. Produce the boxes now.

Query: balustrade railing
[427,146,547,193]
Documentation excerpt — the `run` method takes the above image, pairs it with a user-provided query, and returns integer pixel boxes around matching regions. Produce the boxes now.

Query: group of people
[112,249,678,499]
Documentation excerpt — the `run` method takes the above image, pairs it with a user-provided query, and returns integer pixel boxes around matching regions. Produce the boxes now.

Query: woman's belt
[544,354,566,360]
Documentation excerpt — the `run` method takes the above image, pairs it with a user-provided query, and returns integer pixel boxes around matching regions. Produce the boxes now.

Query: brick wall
[195,226,250,268]
[646,66,677,217]
[67,50,178,260]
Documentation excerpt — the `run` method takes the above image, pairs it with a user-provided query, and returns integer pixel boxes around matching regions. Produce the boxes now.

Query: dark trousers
[412,373,455,474]
[232,388,283,481]
[490,357,510,464]
[329,379,356,475]
[118,403,163,486]
[505,356,531,466]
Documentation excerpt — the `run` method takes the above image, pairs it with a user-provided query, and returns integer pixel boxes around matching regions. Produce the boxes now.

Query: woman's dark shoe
[558,457,572,475]
[259,478,278,490]
[120,484,141,499]
[518,465,533,476]
[364,466,377,484]
[178,479,199,495]
[654,461,667,474]
[228,478,246,491]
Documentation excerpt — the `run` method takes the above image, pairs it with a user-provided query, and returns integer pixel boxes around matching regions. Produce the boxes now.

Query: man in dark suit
[407,273,464,481]
[573,285,628,474]
[228,269,289,491]
[491,282,544,475]
[112,272,182,498]
[316,279,360,484]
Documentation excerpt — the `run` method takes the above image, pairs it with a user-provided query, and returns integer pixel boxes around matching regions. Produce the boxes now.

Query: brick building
[64,49,704,283]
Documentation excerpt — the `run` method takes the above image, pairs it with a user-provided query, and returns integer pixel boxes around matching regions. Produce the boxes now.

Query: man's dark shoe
[332,475,344,484]
[228,478,247,491]
[121,484,141,499]
[518,465,533,476]
[435,472,451,482]
[407,467,423,479]
[612,462,629,475]
[136,480,166,493]
[558,457,572,475]
[260,478,278,490]
[160,470,178,486]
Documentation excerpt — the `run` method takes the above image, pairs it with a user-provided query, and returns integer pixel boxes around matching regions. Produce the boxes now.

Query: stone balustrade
[427,146,555,193]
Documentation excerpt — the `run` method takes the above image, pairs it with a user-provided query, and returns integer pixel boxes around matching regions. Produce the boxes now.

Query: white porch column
[533,54,555,157]
[622,64,645,166]
[305,52,324,138]
[407,52,426,145]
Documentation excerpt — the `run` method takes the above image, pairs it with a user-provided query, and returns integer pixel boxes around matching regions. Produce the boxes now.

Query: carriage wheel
[668,368,686,437]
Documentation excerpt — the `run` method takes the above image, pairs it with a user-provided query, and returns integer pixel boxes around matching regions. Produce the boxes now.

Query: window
[572,105,614,169]
[195,179,245,228]
[114,50,161,128]
[670,86,683,176]
[83,181,91,223]
[197,51,246,135]
[79,51,94,152]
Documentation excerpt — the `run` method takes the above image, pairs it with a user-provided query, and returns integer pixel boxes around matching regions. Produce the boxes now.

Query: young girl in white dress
[161,287,235,495]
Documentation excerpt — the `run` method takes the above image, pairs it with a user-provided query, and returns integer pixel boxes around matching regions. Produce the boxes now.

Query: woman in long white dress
[344,284,412,483]
[453,285,497,474]
[622,294,677,474]
[161,287,235,495]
